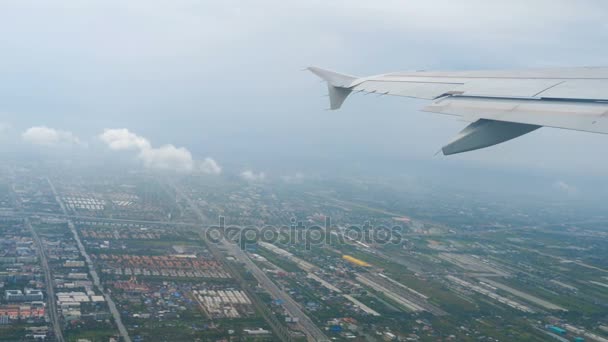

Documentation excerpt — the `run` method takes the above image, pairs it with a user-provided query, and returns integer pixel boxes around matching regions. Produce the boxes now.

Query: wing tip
[308,67,357,110]
[307,66,358,87]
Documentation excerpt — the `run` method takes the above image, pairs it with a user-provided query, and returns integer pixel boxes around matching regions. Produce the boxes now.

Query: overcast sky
[1,0,608,193]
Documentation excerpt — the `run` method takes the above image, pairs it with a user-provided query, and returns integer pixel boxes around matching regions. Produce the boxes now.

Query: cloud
[99,128,151,150]
[99,128,221,174]
[281,172,305,183]
[0,122,10,134]
[138,144,194,172]
[199,157,222,175]
[241,170,266,182]
[3,1,608,177]
[22,126,81,146]
[553,180,579,196]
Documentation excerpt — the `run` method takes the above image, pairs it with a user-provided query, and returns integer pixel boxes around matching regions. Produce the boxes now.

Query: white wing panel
[354,77,566,100]
[424,97,608,134]
[385,67,608,79]
[459,79,563,98]
[352,80,461,99]
[537,79,608,100]
[309,66,608,154]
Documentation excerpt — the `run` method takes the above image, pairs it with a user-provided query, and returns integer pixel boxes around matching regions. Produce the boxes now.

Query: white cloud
[241,169,266,181]
[99,128,221,174]
[22,126,81,146]
[199,157,222,175]
[553,180,579,196]
[99,128,150,150]
[3,1,608,176]
[137,144,193,172]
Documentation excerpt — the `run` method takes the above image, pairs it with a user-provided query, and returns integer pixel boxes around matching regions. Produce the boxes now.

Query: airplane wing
[308,66,608,155]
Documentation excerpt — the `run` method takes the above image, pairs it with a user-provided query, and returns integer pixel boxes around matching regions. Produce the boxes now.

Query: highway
[25,218,65,342]
[8,210,198,228]
[225,242,330,342]
[171,184,329,342]
[46,177,132,342]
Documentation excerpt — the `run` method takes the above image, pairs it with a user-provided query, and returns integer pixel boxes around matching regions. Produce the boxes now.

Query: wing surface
[308,66,608,154]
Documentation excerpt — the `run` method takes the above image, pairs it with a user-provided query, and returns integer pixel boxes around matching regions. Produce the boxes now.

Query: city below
[0,161,607,342]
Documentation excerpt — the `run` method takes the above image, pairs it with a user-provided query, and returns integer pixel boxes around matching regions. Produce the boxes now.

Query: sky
[0,0,608,196]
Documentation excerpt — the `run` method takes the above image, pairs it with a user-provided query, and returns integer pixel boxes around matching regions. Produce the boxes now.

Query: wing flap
[352,80,460,99]
[458,79,563,98]
[424,97,608,134]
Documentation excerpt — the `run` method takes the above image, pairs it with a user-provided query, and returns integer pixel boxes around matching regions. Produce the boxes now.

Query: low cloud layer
[200,157,222,175]
[241,170,266,181]
[0,1,607,176]
[138,144,194,172]
[99,128,221,174]
[99,128,151,151]
[22,126,81,146]
[554,180,579,196]
[281,172,305,183]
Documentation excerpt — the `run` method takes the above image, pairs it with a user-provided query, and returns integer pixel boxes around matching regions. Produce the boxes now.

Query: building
[0,304,45,320]
[68,273,89,280]
[24,288,44,301]
[63,309,82,321]
[5,288,43,302]
[64,260,86,268]
[342,255,371,267]
[5,289,24,302]
[383,332,397,341]
[244,328,271,336]
[547,325,567,335]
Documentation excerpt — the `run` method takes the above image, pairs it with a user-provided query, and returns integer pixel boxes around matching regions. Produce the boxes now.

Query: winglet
[308,67,358,110]
[307,67,358,87]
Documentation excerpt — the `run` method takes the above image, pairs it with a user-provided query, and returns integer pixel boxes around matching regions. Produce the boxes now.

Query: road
[46,177,132,342]
[508,243,608,274]
[25,218,65,342]
[172,184,329,342]
[10,210,198,228]
[226,243,330,341]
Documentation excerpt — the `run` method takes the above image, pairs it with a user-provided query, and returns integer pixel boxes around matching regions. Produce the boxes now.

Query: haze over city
[1,1,608,342]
